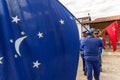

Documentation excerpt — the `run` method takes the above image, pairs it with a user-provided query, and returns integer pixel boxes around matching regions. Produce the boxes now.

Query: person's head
[87,28,95,34]
[93,29,100,37]
[90,28,95,33]
[82,30,88,37]
[86,29,94,37]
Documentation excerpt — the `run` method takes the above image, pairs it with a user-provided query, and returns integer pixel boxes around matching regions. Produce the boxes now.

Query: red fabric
[103,37,106,49]
[106,21,118,51]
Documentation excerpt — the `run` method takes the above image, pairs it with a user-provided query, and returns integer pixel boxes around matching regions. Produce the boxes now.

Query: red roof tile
[82,15,120,24]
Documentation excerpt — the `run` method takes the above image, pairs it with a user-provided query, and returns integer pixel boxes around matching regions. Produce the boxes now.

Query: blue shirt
[82,37,102,61]
[99,39,104,54]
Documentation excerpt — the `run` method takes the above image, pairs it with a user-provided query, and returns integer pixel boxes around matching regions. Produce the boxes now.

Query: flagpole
[57,0,89,32]
[101,28,106,33]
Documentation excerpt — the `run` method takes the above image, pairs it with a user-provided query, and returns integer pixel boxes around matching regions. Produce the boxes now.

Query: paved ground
[76,53,120,80]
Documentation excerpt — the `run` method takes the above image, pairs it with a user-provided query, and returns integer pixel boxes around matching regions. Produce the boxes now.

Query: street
[76,54,120,80]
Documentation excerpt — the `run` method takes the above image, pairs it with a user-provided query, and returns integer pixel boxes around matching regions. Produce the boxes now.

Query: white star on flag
[37,32,43,38]
[112,27,116,35]
[12,16,20,24]
[59,19,64,24]
[0,57,3,64]
[112,27,116,31]
[70,16,73,20]
[21,31,25,35]
[14,54,18,58]
[33,60,41,68]
[10,39,14,43]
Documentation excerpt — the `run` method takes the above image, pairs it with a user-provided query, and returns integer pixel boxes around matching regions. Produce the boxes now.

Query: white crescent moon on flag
[15,36,27,56]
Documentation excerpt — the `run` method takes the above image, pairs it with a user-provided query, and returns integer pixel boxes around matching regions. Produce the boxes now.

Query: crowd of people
[80,28,106,80]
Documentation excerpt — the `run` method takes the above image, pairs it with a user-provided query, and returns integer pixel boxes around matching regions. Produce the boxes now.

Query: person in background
[80,30,88,76]
[82,29,103,80]
[93,29,105,72]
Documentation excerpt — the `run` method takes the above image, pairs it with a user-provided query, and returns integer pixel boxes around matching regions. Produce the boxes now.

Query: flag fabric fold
[106,21,118,51]
[0,0,80,80]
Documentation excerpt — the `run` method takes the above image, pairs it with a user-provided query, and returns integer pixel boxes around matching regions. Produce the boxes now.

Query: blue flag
[0,0,80,80]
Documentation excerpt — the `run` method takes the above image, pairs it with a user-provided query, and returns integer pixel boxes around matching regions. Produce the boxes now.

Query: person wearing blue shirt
[93,29,104,72]
[82,29,102,80]
[80,30,88,76]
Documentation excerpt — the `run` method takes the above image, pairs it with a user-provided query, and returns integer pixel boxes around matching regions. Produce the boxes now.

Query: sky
[59,0,120,20]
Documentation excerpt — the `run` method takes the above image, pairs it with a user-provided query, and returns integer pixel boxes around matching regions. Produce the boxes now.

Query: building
[76,16,91,39]
[81,15,120,51]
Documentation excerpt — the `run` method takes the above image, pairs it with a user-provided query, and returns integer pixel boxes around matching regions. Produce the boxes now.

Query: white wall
[76,21,90,39]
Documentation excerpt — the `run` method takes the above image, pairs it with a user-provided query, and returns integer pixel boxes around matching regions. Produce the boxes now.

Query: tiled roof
[78,16,90,19]
[82,15,120,24]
